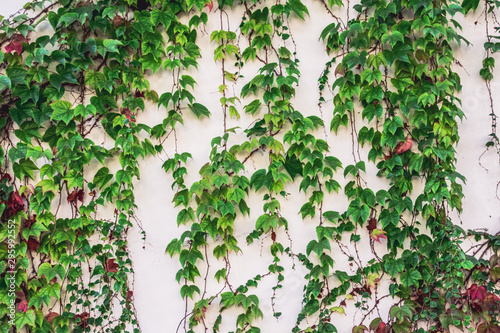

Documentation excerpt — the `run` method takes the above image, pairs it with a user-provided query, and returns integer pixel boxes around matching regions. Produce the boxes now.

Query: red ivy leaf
[376,322,389,333]
[126,290,133,302]
[24,215,36,228]
[134,89,145,98]
[467,283,487,301]
[370,229,387,243]
[121,107,136,123]
[204,0,214,12]
[18,299,28,313]
[16,291,26,301]
[5,191,24,218]
[5,42,23,54]
[1,173,12,182]
[5,34,28,54]
[67,189,84,203]
[46,312,59,324]
[113,15,124,27]
[27,238,40,251]
[393,136,412,155]
[10,191,23,208]
[105,258,119,273]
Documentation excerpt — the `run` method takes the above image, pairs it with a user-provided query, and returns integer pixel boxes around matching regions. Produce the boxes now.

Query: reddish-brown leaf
[376,322,389,333]
[16,291,26,301]
[67,189,84,203]
[393,136,413,155]
[467,283,487,301]
[134,89,145,98]
[5,34,28,54]
[335,63,346,76]
[5,42,22,54]
[27,238,40,251]
[113,15,124,27]
[105,258,119,273]
[10,191,23,208]
[367,218,377,232]
[5,191,24,218]
[24,215,36,228]
[46,312,59,323]
[1,173,12,182]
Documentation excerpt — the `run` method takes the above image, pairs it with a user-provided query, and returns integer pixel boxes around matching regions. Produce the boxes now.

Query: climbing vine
[0,0,499,332]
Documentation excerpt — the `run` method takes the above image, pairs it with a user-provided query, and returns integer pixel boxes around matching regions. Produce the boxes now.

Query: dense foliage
[0,0,499,332]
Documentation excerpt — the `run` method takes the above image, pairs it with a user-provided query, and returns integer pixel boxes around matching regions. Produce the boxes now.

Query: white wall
[2,0,500,332]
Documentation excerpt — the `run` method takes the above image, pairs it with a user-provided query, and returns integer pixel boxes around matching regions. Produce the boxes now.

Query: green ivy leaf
[384,258,404,277]
[379,208,400,228]
[382,31,404,47]
[40,282,61,300]
[392,319,411,333]
[13,158,38,179]
[188,103,211,118]
[390,305,412,321]
[418,92,436,106]
[423,24,446,39]
[151,8,173,28]
[306,237,331,256]
[284,155,303,180]
[63,170,83,189]
[352,325,368,333]
[28,293,50,308]
[93,167,113,189]
[180,284,200,299]
[361,68,382,84]
[0,75,12,90]
[244,99,262,115]
[22,222,48,240]
[165,238,181,257]
[287,0,309,19]
[462,0,480,13]
[399,269,421,287]
[360,85,384,103]
[58,12,79,27]
[38,263,65,280]
[255,214,279,232]
[50,100,74,124]
[362,103,383,122]
[330,113,348,133]
[251,169,271,191]
[85,70,106,91]
[215,268,227,282]
[383,43,412,65]
[15,309,36,329]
